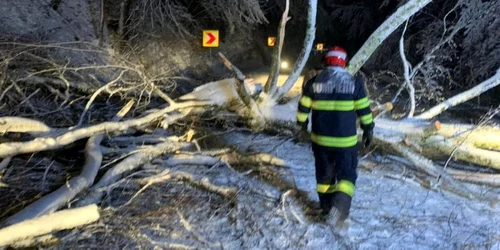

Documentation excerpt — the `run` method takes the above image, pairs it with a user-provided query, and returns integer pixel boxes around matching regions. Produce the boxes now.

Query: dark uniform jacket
[296,66,374,151]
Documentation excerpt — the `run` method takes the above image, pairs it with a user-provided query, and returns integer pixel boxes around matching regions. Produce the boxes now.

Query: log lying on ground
[373,134,491,200]
[0,204,100,246]
[375,119,500,169]
[424,136,500,170]
[435,123,500,150]
[0,100,208,158]
[173,72,500,171]
[2,101,135,226]
[177,78,262,106]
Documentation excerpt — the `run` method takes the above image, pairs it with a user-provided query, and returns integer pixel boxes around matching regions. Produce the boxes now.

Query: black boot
[318,193,334,217]
[331,192,352,222]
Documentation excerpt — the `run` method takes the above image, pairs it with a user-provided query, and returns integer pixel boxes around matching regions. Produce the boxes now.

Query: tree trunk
[274,0,317,101]
[264,0,290,94]
[348,0,433,74]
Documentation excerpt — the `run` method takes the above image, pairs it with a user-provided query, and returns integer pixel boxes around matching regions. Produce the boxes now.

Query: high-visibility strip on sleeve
[335,180,355,197]
[354,97,370,110]
[299,96,312,108]
[359,113,373,125]
[296,111,309,122]
[317,184,331,193]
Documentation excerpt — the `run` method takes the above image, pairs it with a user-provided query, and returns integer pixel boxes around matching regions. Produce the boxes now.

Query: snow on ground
[224,132,500,249]
[58,130,500,249]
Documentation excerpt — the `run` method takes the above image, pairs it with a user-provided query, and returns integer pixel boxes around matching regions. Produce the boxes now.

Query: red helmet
[324,46,347,68]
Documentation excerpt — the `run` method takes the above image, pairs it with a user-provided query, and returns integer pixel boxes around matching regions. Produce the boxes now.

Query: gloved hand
[297,129,310,143]
[362,130,373,148]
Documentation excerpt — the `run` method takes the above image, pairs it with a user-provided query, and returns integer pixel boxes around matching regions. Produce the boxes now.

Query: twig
[0,83,14,103]
[398,20,416,118]
[76,70,126,127]
[13,83,39,114]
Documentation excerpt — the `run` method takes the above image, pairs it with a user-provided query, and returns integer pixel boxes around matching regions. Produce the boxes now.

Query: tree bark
[348,0,433,74]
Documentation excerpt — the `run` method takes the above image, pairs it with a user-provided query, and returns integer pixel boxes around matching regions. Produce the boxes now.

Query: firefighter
[296,46,374,223]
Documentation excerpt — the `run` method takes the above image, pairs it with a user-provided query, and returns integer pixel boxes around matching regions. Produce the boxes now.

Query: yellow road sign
[316,43,324,50]
[203,30,219,47]
[268,36,276,47]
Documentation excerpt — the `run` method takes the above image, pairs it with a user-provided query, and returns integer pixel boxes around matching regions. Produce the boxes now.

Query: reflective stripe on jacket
[296,66,374,151]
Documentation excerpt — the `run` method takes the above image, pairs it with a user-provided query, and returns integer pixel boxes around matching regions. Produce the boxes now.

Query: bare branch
[398,21,416,117]
[416,68,500,119]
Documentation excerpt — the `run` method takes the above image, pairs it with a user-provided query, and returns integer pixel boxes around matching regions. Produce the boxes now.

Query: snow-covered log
[348,0,433,74]
[2,101,134,226]
[0,204,99,246]
[0,100,207,158]
[436,123,500,150]
[425,136,500,170]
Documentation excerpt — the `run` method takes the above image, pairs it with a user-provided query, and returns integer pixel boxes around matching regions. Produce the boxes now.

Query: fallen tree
[1,0,499,237]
